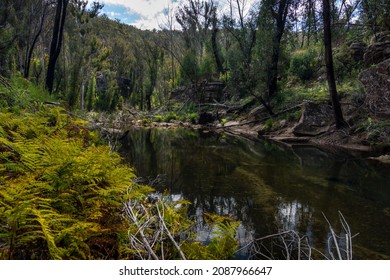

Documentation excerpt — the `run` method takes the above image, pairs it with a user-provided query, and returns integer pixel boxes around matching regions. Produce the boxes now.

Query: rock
[350,42,367,61]
[224,121,240,127]
[198,112,215,125]
[359,58,390,117]
[96,73,108,93]
[370,32,390,44]
[293,102,333,136]
[364,32,390,66]
[368,155,390,164]
[248,105,266,120]
[117,77,132,97]
[279,119,287,128]
[200,80,225,103]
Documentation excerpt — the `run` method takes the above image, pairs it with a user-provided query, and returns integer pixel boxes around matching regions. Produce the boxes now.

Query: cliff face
[359,59,390,118]
[363,32,390,67]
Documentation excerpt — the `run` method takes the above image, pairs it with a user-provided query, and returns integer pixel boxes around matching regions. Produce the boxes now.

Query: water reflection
[120,127,390,259]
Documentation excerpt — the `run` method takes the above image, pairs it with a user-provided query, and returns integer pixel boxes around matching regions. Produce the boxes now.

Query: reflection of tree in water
[276,200,314,246]
[119,128,390,259]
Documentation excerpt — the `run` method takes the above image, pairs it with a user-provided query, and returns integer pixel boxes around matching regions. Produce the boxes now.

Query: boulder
[350,42,367,61]
[198,112,216,125]
[293,102,333,136]
[359,58,390,117]
[364,32,390,66]
[96,73,108,93]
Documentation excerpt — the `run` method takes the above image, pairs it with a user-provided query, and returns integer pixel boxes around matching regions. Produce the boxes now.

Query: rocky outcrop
[170,80,226,103]
[364,32,390,67]
[293,102,333,136]
[350,42,367,62]
[198,112,216,124]
[359,58,390,117]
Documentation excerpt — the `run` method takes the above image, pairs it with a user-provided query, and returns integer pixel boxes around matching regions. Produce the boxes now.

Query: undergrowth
[0,77,239,260]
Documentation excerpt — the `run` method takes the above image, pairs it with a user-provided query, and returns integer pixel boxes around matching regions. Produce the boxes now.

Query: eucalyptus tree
[265,0,294,105]
[176,0,217,84]
[23,0,48,79]
[140,31,161,111]
[322,0,347,128]
[46,0,69,94]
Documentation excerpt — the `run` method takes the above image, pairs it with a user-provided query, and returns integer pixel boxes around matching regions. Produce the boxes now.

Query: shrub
[164,112,177,123]
[289,49,319,81]
[187,112,198,124]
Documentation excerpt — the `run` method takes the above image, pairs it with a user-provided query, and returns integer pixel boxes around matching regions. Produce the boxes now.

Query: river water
[119,127,390,259]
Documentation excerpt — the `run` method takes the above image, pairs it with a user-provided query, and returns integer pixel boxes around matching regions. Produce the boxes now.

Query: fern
[0,106,137,259]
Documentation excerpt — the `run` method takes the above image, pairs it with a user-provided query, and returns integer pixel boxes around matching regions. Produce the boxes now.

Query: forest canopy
[0,0,388,114]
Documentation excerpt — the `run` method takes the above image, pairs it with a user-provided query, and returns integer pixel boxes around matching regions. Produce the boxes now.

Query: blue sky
[98,0,258,30]
[99,0,179,30]
[101,4,141,25]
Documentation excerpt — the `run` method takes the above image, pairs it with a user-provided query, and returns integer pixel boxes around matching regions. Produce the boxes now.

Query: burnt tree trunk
[46,0,68,94]
[24,4,47,79]
[322,0,347,128]
[211,12,224,75]
[267,0,291,101]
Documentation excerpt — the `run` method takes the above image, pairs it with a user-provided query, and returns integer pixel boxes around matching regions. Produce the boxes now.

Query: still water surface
[120,127,390,259]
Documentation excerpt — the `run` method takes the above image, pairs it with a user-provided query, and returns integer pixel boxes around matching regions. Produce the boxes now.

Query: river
[119,127,390,259]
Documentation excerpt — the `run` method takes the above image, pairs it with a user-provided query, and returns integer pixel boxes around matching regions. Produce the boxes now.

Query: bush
[187,112,198,124]
[164,112,177,122]
[289,49,319,81]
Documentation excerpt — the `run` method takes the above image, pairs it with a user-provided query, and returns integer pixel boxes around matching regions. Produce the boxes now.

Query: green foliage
[0,76,56,111]
[187,112,198,124]
[333,44,362,81]
[0,106,136,259]
[154,115,163,122]
[353,118,390,147]
[179,50,199,85]
[181,213,239,260]
[164,112,178,123]
[199,53,216,80]
[264,119,274,131]
[289,49,319,81]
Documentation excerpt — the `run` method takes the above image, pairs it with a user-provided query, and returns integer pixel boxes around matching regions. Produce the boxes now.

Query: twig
[156,201,187,260]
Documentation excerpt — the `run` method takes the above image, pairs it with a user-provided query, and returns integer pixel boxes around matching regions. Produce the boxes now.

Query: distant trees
[1,0,389,114]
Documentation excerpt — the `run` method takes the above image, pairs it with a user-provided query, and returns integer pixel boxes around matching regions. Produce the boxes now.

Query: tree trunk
[24,4,47,79]
[46,0,68,94]
[211,14,224,75]
[267,0,290,101]
[322,0,347,128]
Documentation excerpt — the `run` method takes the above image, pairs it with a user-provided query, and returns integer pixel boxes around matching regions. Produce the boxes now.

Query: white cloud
[102,0,178,29]
[101,0,260,30]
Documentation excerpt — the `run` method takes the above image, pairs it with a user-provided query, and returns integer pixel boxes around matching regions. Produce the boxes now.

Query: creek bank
[92,101,388,160]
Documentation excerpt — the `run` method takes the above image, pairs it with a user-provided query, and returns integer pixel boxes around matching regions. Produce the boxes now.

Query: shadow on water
[119,127,390,259]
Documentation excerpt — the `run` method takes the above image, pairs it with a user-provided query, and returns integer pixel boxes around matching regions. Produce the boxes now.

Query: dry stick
[124,200,159,260]
[322,212,342,260]
[339,211,353,260]
[296,232,301,260]
[156,201,187,260]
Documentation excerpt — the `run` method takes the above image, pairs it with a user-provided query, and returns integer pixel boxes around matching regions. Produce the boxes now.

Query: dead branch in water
[239,211,356,260]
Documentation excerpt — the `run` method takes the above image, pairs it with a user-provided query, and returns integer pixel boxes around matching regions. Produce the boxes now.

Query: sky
[98,0,258,30]
[99,0,180,30]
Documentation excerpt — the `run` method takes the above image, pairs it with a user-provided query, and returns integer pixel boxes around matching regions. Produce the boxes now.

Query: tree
[46,0,69,94]
[141,32,160,111]
[210,3,224,75]
[176,0,214,59]
[265,0,293,107]
[322,0,347,128]
[23,1,48,79]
